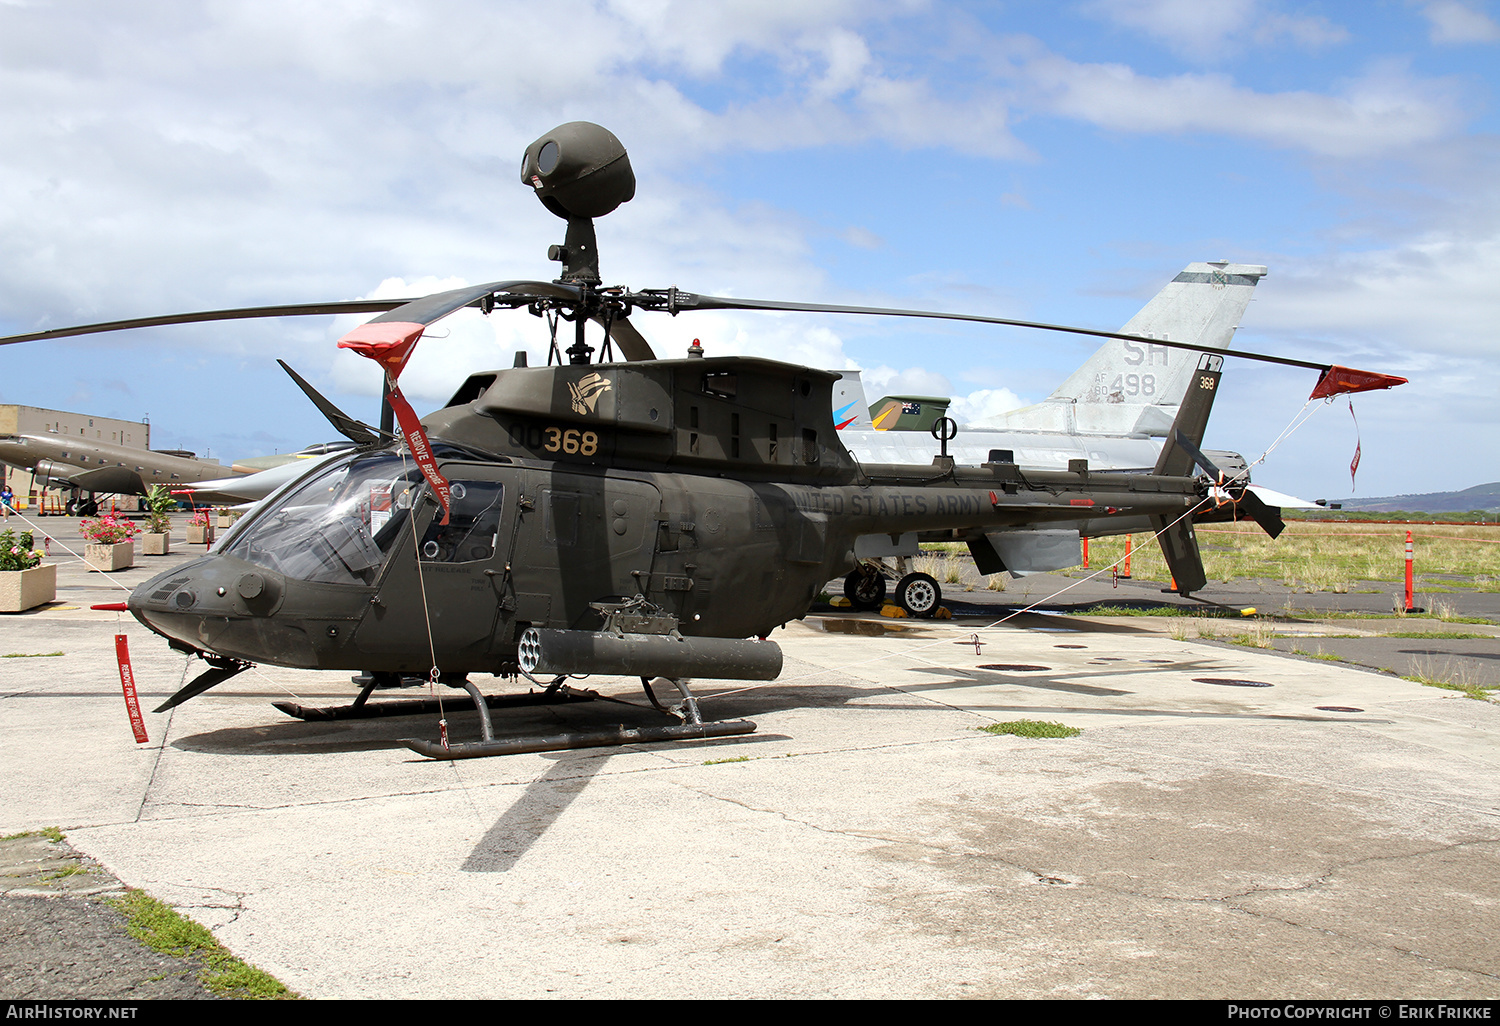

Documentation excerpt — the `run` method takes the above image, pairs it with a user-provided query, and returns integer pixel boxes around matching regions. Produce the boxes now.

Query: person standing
[0,481,13,519]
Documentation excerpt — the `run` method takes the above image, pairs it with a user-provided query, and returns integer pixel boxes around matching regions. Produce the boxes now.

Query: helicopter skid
[273,686,598,722]
[402,719,757,760]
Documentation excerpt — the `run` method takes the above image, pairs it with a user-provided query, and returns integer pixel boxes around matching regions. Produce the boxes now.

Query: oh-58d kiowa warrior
[0,122,1405,758]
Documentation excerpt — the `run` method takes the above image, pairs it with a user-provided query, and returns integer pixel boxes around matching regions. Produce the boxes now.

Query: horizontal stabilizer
[1243,484,1321,510]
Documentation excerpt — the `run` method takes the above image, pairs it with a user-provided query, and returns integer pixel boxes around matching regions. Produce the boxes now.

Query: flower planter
[141,532,171,555]
[216,514,238,529]
[0,564,55,612]
[186,525,213,545]
[85,541,135,572]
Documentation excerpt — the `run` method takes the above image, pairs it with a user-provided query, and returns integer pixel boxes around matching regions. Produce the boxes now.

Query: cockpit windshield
[224,451,422,585]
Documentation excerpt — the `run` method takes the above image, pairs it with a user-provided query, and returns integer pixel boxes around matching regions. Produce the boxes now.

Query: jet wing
[180,454,342,504]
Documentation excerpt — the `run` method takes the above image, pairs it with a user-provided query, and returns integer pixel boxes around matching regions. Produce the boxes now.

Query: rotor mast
[520,122,635,366]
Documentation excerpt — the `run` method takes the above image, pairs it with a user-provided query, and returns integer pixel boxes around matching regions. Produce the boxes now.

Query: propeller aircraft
[0,122,1406,758]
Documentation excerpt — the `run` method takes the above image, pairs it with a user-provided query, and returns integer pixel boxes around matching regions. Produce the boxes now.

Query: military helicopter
[1,122,1405,758]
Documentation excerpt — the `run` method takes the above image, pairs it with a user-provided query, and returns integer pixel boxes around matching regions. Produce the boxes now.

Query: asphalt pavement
[1,515,1497,999]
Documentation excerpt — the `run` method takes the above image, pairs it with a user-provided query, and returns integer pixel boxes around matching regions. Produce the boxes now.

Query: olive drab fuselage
[128,355,1205,674]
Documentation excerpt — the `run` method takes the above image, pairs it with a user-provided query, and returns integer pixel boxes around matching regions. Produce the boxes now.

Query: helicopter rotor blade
[0,300,411,347]
[358,280,581,329]
[596,312,656,361]
[1236,486,1287,540]
[0,280,580,347]
[632,289,1357,377]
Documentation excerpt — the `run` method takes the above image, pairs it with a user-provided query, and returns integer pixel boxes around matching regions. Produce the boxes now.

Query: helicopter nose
[129,556,290,656]
[129,554,372,669]
[129,556,239,649]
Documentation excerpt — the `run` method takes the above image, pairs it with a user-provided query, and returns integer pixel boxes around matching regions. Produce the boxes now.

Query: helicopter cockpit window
[224,452,421,586]
[417,480,504,563]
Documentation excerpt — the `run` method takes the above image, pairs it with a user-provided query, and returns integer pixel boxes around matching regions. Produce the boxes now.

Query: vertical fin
[991,261,1265,435]
[1151,514,1208,595]
[1153,360,1223,477]
[1150,358,1224,595]
[831,370,873,431]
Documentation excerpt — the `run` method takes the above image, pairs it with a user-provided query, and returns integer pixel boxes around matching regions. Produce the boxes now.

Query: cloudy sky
[2,0,1496,501]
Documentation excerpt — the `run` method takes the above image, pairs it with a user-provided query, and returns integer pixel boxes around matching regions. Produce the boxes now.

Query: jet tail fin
[832,370,873,431]
[990,261,1265,435]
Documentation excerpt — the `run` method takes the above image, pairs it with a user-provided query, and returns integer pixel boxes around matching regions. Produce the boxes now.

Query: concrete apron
[1,596,1497,999]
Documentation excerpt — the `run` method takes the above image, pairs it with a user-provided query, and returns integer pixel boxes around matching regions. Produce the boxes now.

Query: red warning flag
[336,319,453,525]
[1348,399,1362,490]
[1309,365,1407,401]
[386,380,452,525]
[115,635,149,744]
[336,321,426,379]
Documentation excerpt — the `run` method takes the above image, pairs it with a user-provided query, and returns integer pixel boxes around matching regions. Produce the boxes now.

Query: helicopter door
[354,467,516,670]
[503,471,662,636]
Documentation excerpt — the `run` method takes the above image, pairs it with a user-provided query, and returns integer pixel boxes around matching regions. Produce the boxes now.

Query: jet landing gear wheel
[844,568,887,611]
[896,572,942,618]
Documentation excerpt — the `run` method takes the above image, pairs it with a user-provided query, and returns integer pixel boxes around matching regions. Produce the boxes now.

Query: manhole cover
[1054,644,1086,649]
[1140,659,1173,664]
[978,664,1051,672]
[1194,677,1273,688]
[1316,705,1364,713]
[1093,657,1124,662]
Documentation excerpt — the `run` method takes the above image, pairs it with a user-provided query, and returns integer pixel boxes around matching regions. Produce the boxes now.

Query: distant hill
[1337,482,1500,514]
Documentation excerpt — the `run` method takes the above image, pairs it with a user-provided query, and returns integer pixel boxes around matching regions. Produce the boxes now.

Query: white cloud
[1418,0,1500,43]
[1014,52,1465,157]
[861,365,951,397]
[1251,234,1500,362]
[950,387,1028,425]
[1082,0,1347,61]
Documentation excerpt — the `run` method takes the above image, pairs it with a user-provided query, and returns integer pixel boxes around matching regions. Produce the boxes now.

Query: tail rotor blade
[1237,487,1286,540]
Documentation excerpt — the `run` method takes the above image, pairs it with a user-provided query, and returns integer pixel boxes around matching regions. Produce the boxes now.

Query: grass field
[916,521,1500,597]
[1078,521,1500,593]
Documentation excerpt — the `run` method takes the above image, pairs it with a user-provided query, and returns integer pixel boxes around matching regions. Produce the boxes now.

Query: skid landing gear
[272,672,596,722]
[401,673,755,760]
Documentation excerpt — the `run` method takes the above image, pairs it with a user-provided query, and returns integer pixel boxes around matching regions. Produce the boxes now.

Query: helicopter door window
[225,451,421,585]
[417,480,504,563]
